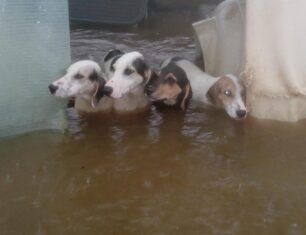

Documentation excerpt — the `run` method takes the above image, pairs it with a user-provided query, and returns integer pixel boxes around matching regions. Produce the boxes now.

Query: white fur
[224,74,246,119]
[163,59,246,119]
[50,60,112,111]
[104,51,150,112]
[106,52,145,98]
[52,60,100,99]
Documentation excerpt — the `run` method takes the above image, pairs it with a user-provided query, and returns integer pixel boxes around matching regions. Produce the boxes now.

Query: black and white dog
[146,58,247,120]
[49,50,155,113]
[102,49,155,112]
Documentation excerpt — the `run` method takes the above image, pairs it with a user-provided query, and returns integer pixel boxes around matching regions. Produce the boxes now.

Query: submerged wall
[0,0,71,138]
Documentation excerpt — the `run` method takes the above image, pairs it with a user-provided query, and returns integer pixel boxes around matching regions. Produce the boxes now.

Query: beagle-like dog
[160,58,247,120]
[48,60,112,112]
[102,49,153,112]
[145,61,192,110]
[49,49,153,114]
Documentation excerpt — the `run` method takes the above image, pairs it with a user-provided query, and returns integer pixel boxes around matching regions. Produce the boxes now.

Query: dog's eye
[124,68,134,76]
[74,73,84,79]
[224,90,232,97]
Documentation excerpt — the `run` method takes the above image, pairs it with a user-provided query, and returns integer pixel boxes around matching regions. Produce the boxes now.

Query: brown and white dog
[151,58,247,119]
[145,61,192,110]
[48,60,113,112]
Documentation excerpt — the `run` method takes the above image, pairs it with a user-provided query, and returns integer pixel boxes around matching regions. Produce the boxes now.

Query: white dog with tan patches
[161,58,247,120]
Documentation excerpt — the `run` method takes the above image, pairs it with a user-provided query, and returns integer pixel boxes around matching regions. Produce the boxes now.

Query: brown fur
[152,82,182,105]
[181,84,191,110]
[207,76,236,108]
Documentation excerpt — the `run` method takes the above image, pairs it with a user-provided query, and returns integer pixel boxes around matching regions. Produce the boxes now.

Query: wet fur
[161,58,247,119]
[102,49,152,113]
[145,61,192,110]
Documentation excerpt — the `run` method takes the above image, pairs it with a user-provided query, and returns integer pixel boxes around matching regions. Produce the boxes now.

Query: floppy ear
[103,49,124,62]
[144,69,152,84]
[132,58,153,84]
[180,84,192,110]
[145,69,159,85]
[91,79,106,108]
[207,81,221,106]
[89,71,106,108]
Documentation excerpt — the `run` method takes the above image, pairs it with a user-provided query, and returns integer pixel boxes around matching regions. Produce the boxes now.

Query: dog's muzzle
[48,84,58,95]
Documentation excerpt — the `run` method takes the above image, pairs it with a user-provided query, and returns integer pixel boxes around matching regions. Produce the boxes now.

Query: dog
[48,60,113,112]
[145,61,192,110]
[158,58,247,119]
[102,49,153,112]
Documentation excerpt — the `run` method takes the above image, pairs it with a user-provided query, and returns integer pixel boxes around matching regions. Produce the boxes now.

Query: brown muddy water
[1,8,306,235]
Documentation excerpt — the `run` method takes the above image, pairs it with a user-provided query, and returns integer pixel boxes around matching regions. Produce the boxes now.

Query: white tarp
[193,0,306,122]
[0,0,71,138]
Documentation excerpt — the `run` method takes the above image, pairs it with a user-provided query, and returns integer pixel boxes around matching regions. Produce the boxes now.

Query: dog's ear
[90,71,106,108]
[91,79,106,108]
[145,69,159,85]
[180,84,192,110]
[207,80,222,106]
[132,58,153,83]
[104,49,124,62]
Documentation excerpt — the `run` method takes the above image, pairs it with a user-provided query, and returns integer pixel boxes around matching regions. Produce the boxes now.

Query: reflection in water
[1,8,306,235]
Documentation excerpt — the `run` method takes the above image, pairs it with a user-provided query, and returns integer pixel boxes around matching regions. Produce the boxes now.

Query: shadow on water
[1,5,306,235]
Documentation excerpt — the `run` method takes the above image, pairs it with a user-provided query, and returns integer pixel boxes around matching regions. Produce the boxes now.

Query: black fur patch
[95,86,105,101]
[161,62,192,109]
[89,71,107,102]
[160,62,189,88]
[89,70,99,81]
[171,57,184,63]
[67,99,75,108]
[104,49,124,62]
[94,79,107,102]
[132,58,148,77]
[110,55,122,72]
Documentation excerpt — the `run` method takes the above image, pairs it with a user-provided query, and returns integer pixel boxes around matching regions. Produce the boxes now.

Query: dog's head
[145,62,192,110]
[48,60,108,108]
[207,74,247,120]
[103,51,151,99]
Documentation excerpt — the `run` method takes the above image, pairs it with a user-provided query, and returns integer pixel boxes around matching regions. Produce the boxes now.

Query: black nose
[102,86,113,97]
[48,84,58,95]
[236,109,247,118]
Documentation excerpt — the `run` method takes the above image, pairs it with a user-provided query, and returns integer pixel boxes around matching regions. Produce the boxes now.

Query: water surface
[1,8,306,235]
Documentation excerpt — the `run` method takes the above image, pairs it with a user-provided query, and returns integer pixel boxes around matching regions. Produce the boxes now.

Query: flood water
[1,8,306,235]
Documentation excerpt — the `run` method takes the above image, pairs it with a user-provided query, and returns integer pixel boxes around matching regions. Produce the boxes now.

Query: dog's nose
[48,84,58,95]
[236,109,247,118]
[102,86,113,97]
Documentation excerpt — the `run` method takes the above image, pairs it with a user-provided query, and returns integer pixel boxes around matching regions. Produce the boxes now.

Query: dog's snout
[236,109,247,119]
[48,84,58,95]
[102,86,113,97]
